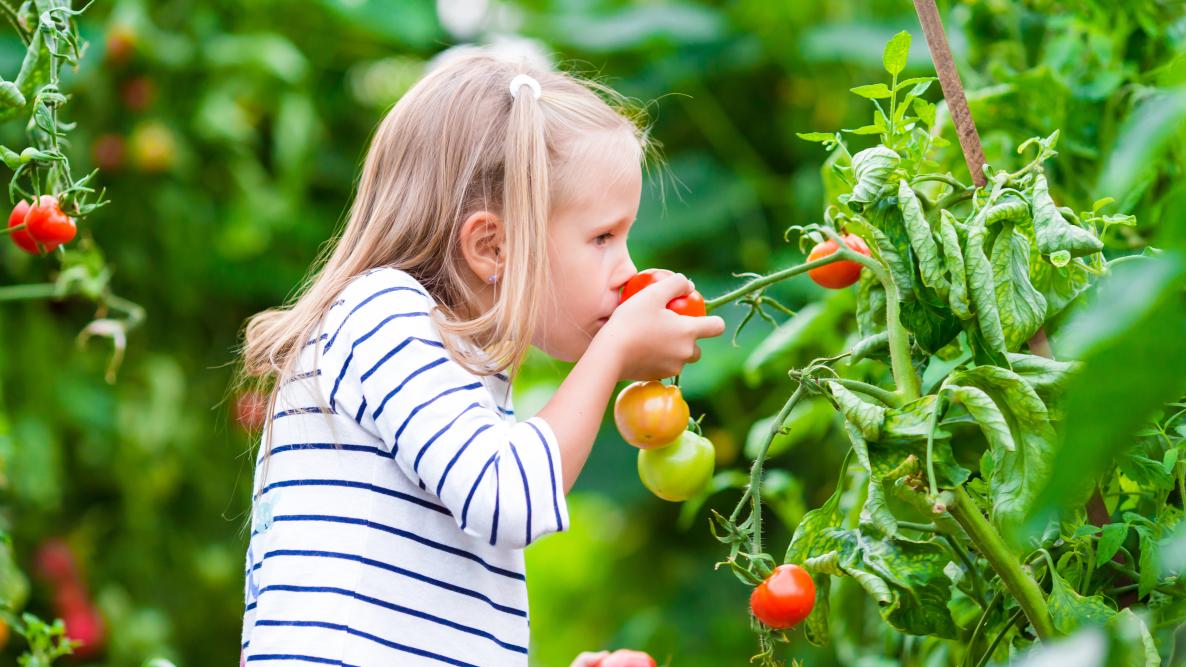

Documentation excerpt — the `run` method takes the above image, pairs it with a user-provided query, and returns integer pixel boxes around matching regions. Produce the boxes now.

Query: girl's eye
[594,232,614,246]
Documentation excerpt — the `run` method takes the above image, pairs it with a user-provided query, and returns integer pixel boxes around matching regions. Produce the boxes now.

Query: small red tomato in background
[7,199,37,254]
[55,583,105,659]
[806,233,871,289]
[235,390,269,432]
[597,649,657,667]
[93,133,126,171]
[619,268,707,317]
[24,195,76,247]
[120,75,156,112]
[35,538,78,585]
[750,563,816,629]
[105,24,136,65]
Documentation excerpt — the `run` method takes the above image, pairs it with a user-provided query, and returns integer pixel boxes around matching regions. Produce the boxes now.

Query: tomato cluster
[7,196,77,255]
[613,381,714,502]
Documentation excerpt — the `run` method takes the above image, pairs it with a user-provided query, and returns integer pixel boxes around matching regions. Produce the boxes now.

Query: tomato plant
[806,234,870,289]
[684,30,1186,666]
[620,268,707,317]
[613,380,690,449]
[750,564,815,630]
[637,430,715,502]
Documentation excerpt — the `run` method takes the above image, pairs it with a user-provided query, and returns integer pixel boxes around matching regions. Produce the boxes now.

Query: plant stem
[946,487,1056,640]
[0,282,59,302]
[944,533,987,609]
[974,608,1024,667]
[0,222,26,235]
[830,378,902,408]
[748,385,805,557]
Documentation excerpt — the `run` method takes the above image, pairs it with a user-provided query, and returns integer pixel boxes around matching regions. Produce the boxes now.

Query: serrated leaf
[851,83,893,99]
[899,180,950,299]
[883,31,911,77]
[913,97,937,128]
[1096,523,1129,567]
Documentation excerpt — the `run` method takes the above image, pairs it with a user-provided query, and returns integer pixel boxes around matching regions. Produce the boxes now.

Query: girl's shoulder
[336,266,436,310]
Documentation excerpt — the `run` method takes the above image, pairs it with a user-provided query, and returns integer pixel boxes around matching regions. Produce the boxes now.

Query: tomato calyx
[749,563,816,629]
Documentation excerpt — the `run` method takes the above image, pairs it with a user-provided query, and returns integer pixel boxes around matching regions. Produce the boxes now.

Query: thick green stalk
[947,487,1055,640]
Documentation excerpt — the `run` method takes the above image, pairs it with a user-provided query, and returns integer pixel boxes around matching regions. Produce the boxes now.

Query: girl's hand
[597,272,725,381]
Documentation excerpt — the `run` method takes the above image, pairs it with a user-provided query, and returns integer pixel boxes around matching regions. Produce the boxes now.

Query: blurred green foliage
[0,0,1182,665]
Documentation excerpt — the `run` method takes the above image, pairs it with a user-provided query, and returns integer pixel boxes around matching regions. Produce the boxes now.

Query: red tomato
[7,199,37,254]
[24,195,76,247]
[750,564,816,629]
[235,390,269,432]
[613,381,690,449]
[598,650,657,667]
[93,133,126,171]
[120,75,155,112]
[806,234,871,289]
[35,538,78,585]
[619,268,707,317]
[56,584,105,659]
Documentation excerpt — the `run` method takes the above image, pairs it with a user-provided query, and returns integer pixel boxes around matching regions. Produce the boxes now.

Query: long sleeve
[316,269,569,549]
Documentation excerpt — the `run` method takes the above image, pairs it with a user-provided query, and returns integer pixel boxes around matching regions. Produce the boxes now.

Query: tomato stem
[829,378,902,408]
[0,281,59,301]
[946,487,1055,640]
[0,222,26,235]
[746,385,805,558]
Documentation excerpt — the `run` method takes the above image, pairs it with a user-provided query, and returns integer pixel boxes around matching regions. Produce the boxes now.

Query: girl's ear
[458,210,504,284]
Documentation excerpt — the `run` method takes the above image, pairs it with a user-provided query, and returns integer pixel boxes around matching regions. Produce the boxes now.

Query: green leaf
[874,395,969,487]
[883,30,911,77]
[742,397,832,460]
[828,381,886,441]
[948,384,1015,453]
[895,76,936,92]
[1132,523,1161,598]
[828,528,959,638]
[899,180,950,299]
[983,195,1030,226]
[912,97,937,128]
[843,422,899,537]
[1048,566,1117,634]
[1096,523,1129,567]
[787,456,851,564]
[845,123,887,136]
[797,131,838,143]
[992,226,1048,350]
[851,83,893,99]
[847,146,900,211]
[965,224,1008,358]
[1006,353,1082,412]
[951,366,1056,544]
[938,211,973,320]
[856,270,888,339]
[1033,175,1104,259]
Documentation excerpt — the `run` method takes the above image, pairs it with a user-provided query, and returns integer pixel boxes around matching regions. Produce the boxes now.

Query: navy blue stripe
[284,369,322,385]
[252,620,474,667]
[273,406,332,420]
[329,314,431,409]
[360,337,445,382]
[246,653,352,665]
[329,298,345,308]
[497,405,514,416]
[258,585,527,654]
[304,333,329,347]
[460,454,497,531]
[323,286,427,353]
[353,398,367,425]
[527,421,565,531]
[256,549,526,617]
[268,442,393,459]
[413,402,482,473]
[257,479,450,516]
[509,443,532,546]
[246,600,257,612]
[436,424,494,496]
[391,382,484,439]
[494,372,509,382]
[264,514,525,580]
[489,457,501,546]
[371,358,451,422]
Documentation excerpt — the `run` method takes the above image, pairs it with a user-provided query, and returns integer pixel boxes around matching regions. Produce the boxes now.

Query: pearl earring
[487,274,498,284]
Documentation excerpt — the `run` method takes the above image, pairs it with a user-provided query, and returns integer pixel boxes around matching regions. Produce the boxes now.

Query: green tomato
[637,431,715,502]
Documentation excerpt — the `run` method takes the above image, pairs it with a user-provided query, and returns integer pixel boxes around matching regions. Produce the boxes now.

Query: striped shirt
[241,267,570,666]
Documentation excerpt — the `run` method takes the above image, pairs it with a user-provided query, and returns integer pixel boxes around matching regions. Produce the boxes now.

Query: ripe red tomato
[93,133,126,171]
[637,430,715,501]
[750,563,816,629]
[56,584,105,659]
[619,268,707,317]
[613,381,690,449]
[597,650,657,667]
[806,234,871,289]
[235,390,269,432]
[7,199,37,254]
[24,195,76,247]
[35,538,78,584]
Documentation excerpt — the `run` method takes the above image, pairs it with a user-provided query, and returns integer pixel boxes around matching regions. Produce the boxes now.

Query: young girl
[237,53,724,666]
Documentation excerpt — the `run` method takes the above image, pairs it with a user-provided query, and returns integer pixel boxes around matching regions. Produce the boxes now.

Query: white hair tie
[508,74,541,101]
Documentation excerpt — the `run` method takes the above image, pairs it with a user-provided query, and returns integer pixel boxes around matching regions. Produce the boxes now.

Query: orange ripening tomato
[619,268,706,317]
[806,233,871,289]
[613,381,689,449]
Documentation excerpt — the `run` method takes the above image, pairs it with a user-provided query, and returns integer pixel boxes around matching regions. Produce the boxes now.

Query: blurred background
[1,0,1184,664]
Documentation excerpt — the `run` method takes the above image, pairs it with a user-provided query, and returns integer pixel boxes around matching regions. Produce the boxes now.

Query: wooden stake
[912,0,988,187]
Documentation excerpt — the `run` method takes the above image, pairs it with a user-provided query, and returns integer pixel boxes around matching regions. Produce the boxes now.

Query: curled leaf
[1033,174,1103,260]
[848,146,900,212]
[898,180,950,299]
[992,225,1048,350]
[828,380,887,441]
[965,224,1007,357]
[938,210,973,320]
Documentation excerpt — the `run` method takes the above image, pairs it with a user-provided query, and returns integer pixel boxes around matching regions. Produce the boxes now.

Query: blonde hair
[234,53,656,456]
